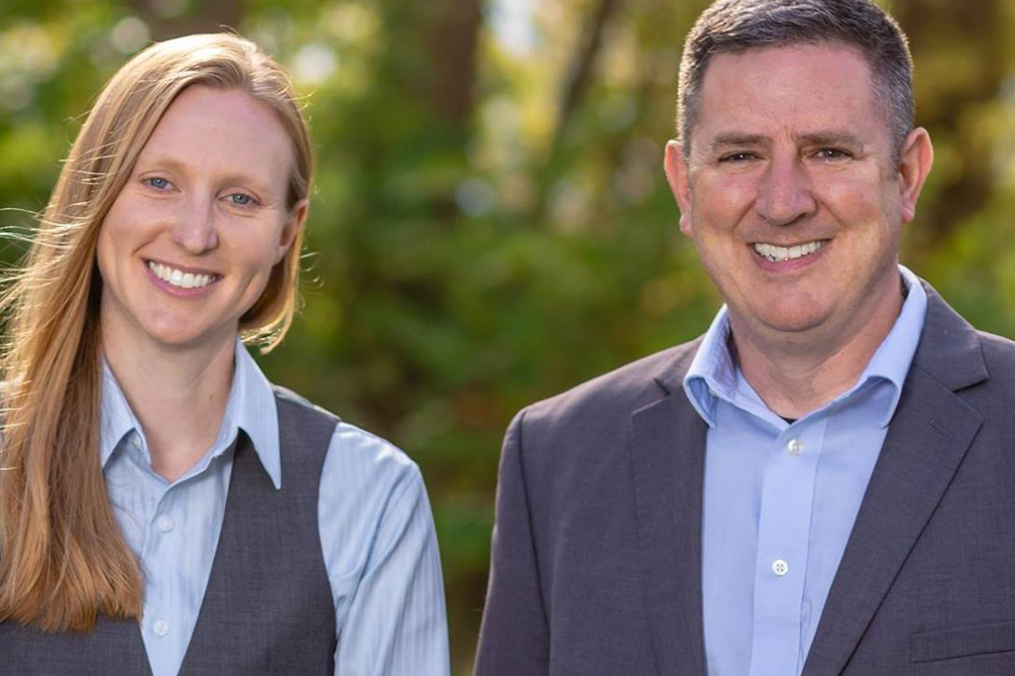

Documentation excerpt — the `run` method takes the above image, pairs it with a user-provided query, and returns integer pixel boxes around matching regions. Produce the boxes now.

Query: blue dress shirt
[99,342,450,676]
[683,266,927,676]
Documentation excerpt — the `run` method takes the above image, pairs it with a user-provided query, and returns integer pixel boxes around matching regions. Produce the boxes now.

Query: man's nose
[170,196,219,253]
[755,154,817,227]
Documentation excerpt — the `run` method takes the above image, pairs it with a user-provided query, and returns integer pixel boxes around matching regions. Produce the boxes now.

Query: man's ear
[276,198,309,264]
[897,127,934,224]
[664,140,694,237]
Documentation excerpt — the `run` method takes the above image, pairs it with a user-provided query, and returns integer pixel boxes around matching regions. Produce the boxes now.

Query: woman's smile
[145,260,220,291]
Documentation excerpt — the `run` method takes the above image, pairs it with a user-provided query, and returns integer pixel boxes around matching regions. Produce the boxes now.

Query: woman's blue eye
[229,193,254,206]
[146,177,169,189]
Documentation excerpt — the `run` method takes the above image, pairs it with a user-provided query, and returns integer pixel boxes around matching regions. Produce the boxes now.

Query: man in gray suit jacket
[475,1,1015,674]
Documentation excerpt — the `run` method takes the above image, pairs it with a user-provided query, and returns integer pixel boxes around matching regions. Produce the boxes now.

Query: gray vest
[0,388,338,675]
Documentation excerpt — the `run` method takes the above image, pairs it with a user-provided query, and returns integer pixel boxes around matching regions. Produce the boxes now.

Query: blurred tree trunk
[419,0,484,128]
[533,0,624,218]
[385,0,485,220]
[552,0,623,154]
[375,0,484,139]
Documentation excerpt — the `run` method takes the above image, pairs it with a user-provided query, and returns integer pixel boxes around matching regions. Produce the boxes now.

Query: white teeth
[753,240,826,263]
[147,261,215,289]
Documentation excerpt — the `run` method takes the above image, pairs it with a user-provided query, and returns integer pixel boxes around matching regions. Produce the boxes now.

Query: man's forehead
[701,40,874,86]
[690,42,883,146]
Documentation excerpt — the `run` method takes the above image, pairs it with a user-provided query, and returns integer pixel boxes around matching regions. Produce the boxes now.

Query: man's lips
[752,239,829,263]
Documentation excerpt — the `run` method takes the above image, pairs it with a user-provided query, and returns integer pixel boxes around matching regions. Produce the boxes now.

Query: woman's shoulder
[327,419,422,490]
[268,384,422,491]
[271,384,341,425]
[318,420,430,558]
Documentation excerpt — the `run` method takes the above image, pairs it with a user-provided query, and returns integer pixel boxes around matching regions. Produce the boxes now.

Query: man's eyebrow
[707,131,866,152]
[710,134,768,152]
[794,131,864,148]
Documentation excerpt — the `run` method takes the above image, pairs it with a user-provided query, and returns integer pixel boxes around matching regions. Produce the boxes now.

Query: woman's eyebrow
[137,155,277,196]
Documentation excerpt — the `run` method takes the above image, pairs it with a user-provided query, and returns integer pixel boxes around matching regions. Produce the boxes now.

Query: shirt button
[157,515,174,533]
[131,434,140,449]
[152,619,170,637]
[787,438,803,455]
[772,559,789,576]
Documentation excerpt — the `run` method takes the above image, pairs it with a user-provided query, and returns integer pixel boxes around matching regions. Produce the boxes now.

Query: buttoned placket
[133,430,178,649]
[115,424,238,676]
[748,416,828,676]
[129,430,232,658]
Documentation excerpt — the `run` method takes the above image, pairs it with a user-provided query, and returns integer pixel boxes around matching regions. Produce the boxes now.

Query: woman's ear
[276,199,309,264]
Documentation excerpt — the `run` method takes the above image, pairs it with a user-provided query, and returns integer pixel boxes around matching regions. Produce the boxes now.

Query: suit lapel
[801,368,983,676]
[802,285,987,676]
[631,350,708,676]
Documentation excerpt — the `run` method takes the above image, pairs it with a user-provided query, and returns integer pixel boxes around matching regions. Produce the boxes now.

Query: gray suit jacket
[475,284,1015,675]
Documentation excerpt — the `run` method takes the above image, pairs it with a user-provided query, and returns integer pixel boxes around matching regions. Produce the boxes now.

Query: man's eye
[816,148,851,161]
[720,152,758,163]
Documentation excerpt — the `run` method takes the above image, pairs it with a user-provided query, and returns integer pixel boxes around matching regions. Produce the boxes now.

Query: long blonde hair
[0,33,313,631]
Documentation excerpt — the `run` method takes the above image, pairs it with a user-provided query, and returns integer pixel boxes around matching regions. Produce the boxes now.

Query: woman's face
[97,85,306,356]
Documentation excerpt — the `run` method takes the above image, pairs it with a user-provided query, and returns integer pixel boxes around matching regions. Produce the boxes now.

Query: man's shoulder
[974,329,1015,385]
[913,283,1015,396]
[976,328,1015,357]
[519,338,702,438]
[914,306,1015,413]
[505,339,703,501]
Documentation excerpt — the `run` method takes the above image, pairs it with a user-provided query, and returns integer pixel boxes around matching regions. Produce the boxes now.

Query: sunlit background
[3,0,1015,671]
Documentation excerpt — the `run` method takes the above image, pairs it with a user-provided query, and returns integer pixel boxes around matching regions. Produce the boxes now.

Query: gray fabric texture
[475,282,1015,676]
[0,386,338,675]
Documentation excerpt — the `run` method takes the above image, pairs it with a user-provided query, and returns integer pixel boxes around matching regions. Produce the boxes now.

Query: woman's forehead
[138,86,294,191]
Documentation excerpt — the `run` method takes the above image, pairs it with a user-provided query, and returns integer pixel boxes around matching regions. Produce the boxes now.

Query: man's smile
[752,239,829,263]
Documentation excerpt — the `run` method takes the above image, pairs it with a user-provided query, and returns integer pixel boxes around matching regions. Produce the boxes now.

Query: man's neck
[730,282,905,420]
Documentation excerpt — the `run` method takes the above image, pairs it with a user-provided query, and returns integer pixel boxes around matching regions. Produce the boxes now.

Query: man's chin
[730,298,834,338]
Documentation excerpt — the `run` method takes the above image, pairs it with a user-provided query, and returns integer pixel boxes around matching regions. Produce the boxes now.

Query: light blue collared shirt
[683,266,927,676]
[100,342,450,676]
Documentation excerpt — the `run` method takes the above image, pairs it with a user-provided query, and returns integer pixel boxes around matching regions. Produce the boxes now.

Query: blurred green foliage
[3,0,1015,671]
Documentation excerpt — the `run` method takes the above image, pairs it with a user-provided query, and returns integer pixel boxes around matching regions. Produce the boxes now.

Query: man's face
[665,42,932,346]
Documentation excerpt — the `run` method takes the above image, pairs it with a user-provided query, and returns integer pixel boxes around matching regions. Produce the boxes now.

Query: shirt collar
[682,305,736,427]
[855,264,927,426]
[683,264,928,428]
[99,339,281,488]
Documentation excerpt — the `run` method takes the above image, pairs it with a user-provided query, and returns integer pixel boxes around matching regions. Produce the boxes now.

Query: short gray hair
[678,0,914,161]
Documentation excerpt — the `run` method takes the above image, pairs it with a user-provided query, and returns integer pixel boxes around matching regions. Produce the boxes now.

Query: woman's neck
[102,333,235,482]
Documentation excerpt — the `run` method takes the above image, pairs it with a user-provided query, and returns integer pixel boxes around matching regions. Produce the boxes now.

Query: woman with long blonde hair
[0,33,449,676]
